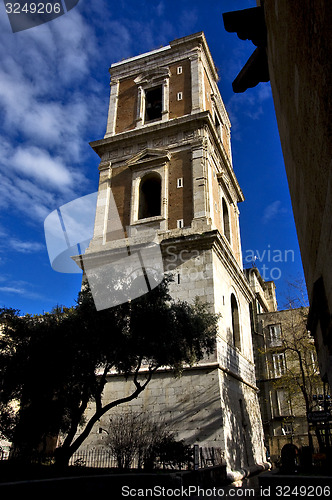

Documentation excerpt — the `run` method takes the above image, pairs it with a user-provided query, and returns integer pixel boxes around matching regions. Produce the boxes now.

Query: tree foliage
[0,276,218,465]
[264,303,324,451]
[271,307,321,415]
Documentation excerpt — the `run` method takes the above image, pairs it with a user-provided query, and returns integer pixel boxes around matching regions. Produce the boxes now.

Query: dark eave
[222,6,267,48]
[232,46,269,93]
[222,6,270,93]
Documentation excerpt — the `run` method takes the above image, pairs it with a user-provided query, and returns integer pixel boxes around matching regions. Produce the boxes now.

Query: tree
[267,305,324,451]
[0,276,218,466]
[105,409,190,470]
[0,308,22,447]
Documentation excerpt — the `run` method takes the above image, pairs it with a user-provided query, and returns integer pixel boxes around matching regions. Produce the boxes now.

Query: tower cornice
[90,111,244,203]
[160,229,255,303]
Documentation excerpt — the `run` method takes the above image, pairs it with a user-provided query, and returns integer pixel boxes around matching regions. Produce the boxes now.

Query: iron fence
[69,448,116,469]
[68,446,223,470]
[1,445,223,471]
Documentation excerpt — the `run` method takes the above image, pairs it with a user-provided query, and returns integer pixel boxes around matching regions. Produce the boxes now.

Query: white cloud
[0,0,199,253]
[0,226,44,254]
[0,276,46,302]
[0,72,92,156]
[11,146,73,189]
[8,238,44,254]
[0,141,89,229]
[0,174,61,221]
[0,286,26,294]
[262,200,288,224]
[0,7,104,231]
[155,2,165,17]
[0,285,47,302]
[11,146,72,189]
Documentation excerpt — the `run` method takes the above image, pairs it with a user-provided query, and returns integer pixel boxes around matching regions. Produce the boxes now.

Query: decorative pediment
[126,148,170,170]
[134,67,170,86]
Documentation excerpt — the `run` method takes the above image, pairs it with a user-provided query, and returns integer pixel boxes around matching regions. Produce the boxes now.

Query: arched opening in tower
[231,293,241,350]
[222,198,231,243]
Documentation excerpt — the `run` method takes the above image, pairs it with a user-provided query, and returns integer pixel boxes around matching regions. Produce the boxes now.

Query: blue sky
[0,0,306,315]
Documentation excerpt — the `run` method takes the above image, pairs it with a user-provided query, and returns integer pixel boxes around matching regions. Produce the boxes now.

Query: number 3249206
[6,3,62,14]
[276,485,330,497]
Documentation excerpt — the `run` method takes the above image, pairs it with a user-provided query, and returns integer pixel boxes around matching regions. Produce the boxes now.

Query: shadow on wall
[103,368,225,451]
[221,375,258,471]
[94,367,264,473]
[165,372,224,446]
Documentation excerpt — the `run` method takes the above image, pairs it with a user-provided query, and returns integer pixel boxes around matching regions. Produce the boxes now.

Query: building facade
[246,267,325,463]
[254,305,324,464]
[223,1,332,391]
[78,33,269,475]
[261,0,332,398]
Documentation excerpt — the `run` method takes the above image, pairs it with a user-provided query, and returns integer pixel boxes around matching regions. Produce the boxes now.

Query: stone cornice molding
[217,171,236,206]
[101,362,220,378]
[211,93,231,129]
[203,115,244,204]
[170,31,218,82]
[90,111,244,203]
[91,111,208,154]
[102,361,258,391]
[159,229,254,303]
[98,160,112,172]
[109,35,204,82]
[211,231,254,303]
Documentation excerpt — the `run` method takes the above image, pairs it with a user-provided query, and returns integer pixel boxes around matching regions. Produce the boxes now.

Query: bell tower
[83,32,268,475]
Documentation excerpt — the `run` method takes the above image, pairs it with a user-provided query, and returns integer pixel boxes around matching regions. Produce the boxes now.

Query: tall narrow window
[215,113,222,138]
[138,173,162,219]
[231,293,241,350]
[145,86,162,122]
[272,353,286,378]
[276,389,291,416]
[268,324,282,347]
[222,198,231,242]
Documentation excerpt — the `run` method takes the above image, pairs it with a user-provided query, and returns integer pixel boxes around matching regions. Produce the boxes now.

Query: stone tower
[81,32,267,475]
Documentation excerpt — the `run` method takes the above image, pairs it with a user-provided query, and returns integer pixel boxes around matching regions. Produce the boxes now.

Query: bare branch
[66,366,160,457]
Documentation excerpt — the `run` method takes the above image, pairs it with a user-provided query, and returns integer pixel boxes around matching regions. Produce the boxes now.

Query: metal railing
[68,446,223,470]
[1,445,223,471]
[69,449,116,468]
